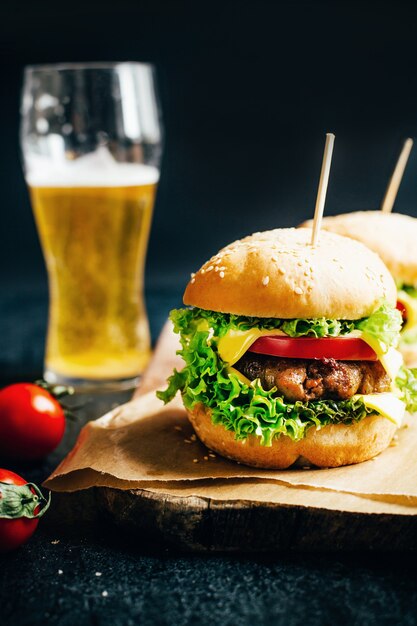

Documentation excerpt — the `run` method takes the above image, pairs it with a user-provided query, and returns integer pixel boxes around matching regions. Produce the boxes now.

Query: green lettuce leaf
[400,327,417,346]
[355,304,402,347]
[169,303,401,345]
[157,304,405,446]
[399,284,417,298]
[280,317,354,338]
[396,366,417,413]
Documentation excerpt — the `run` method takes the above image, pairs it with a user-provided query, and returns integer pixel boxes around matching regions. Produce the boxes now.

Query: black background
[3,4,417,625]
[2,0,417,289]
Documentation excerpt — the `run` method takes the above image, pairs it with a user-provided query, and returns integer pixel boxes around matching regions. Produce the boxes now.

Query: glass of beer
[20,63,162,389]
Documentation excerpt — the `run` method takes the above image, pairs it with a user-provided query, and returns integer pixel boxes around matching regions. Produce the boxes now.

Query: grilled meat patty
[234,354,390,402]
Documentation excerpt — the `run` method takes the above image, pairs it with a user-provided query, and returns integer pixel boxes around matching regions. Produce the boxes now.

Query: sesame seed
[190,278,195,284]
[219,266,226,271]
[201,268,205,274]
[184,439,191,444]
[95,572,102,577]
[279,267,286,274]
[262,276,270,286]
[190,434,197,441]
[58,570,63,575]
[193,459,199,463]
[214,267,219,272]
[203,456,209,461]
[209,453,216,458]
[219,271,225,278]
[271,256,278,262]
[174,425,182,431]
[190,272,195,278]
[294,287,303,295]
[206,266,214,272]
[102,591,108,597]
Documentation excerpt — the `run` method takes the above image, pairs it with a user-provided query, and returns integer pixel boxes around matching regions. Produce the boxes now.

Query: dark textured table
[2,280,417,626]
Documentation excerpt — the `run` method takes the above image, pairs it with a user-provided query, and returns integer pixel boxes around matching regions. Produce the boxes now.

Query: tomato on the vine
[0,469,50,553]
[0,383,66,460]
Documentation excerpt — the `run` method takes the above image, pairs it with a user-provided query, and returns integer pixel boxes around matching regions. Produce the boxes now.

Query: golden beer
[30,173,157,383]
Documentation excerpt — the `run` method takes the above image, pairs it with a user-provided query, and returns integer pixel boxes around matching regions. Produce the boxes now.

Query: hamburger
[158,228,417,469]
[301,211,417,366]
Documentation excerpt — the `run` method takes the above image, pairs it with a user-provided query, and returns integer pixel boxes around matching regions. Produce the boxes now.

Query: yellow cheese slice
[352,331,403,381]
[217,328,285,366]
[378,347,403,382]
[398,290,417,332]
[355,392,405,427]
[227,366,251,385]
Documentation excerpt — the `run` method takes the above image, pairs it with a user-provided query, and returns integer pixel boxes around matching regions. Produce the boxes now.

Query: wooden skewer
[381,138,413,214]
[311,133,335,246]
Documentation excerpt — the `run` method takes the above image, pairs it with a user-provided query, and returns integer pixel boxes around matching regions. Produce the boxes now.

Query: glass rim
[24,61,155,74]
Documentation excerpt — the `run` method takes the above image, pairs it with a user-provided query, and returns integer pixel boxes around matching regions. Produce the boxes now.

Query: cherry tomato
[248,336,378,361]
[0,383,65,460]
[0,469,49,553]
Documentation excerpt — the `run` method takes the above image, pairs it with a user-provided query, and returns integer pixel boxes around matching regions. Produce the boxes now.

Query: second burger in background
[158,228,417,469]
[301,211,417,366]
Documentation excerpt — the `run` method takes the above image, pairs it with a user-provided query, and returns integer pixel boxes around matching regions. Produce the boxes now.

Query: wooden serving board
[49,323,417,552]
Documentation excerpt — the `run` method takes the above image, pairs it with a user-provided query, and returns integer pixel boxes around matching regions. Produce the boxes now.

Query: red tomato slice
[248,336,378,361]
[396,300,407,323]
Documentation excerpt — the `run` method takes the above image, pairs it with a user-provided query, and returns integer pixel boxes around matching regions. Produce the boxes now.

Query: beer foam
[26,146,160,187]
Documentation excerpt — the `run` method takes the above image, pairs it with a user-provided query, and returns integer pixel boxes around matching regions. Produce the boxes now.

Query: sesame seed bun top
[183,228,396,319]
[301,211,417,287]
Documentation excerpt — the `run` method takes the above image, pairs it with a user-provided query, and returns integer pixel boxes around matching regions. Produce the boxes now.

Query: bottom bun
[186,403,397,469]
